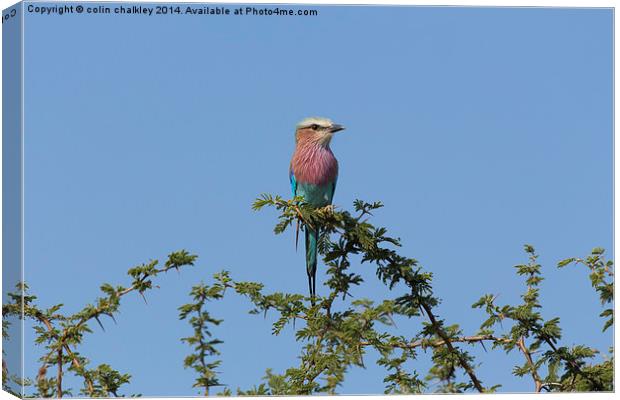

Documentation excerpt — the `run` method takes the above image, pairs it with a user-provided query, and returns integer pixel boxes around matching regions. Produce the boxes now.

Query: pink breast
[291,144,338,186]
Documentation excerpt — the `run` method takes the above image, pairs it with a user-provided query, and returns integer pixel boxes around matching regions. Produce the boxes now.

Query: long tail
[305,227,318,302]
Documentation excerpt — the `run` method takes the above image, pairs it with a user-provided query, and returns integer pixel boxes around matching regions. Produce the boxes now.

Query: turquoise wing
[289,168,297,197]
[328,177,337,204]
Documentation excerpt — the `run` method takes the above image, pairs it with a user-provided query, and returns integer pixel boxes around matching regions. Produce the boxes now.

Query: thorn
[108,313,117,325]
[94,316,105,332]
[140,292,148,305]
[387,313,397,328]
[480,341,488,353]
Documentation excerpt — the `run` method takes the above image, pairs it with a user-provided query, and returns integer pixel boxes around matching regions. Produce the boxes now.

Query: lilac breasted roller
[289,117,345,299]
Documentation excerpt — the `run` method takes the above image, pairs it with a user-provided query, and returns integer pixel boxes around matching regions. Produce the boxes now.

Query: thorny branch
[420,302,485,393]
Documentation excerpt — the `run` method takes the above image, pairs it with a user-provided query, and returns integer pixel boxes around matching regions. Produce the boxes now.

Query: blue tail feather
[305,227,318,300]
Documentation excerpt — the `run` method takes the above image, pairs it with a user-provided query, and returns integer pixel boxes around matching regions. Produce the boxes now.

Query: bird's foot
[293,205,306,220]
[322,204,335,214]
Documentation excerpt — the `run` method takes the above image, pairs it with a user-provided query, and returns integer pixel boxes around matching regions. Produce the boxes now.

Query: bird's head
[295,117,345,146]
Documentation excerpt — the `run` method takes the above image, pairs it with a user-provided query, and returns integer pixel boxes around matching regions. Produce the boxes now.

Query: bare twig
[516,336,543,392]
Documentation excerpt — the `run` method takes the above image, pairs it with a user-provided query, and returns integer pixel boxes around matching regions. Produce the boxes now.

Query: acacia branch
[540,335,602,391]
[31,310,95,395]
[195,302,211,396]
[56,348,62,398]
[512,312,603,391]
[420,302,485,393]
[361,334,511,350]
[74,265,177,330]
[516,336,543,392]
[62,344,92,393]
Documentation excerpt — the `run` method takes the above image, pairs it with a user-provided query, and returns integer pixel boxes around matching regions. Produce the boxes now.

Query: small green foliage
[3,195,613,396]
[557,247,613,332]
[249,196,490,393]
[3,250,197,397]
[179,279,225,396]
[238,196,613,394]
[473,245,612,392]
[87,364,131,397]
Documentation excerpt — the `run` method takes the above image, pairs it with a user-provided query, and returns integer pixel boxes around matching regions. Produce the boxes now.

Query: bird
[289,117,345,300]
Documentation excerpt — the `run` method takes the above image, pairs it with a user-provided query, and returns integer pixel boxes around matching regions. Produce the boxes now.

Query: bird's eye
[311,124,319,130]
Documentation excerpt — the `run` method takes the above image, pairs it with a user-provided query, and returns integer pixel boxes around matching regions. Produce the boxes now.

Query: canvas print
[2,1,614,397]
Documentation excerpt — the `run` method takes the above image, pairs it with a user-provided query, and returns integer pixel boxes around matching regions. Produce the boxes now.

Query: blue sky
[9,3,614,395]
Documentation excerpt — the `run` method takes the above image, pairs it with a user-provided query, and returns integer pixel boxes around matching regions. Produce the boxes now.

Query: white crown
[296,117,333,129]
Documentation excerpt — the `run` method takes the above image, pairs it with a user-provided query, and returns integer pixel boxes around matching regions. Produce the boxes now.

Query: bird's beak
[330,124,345,133]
